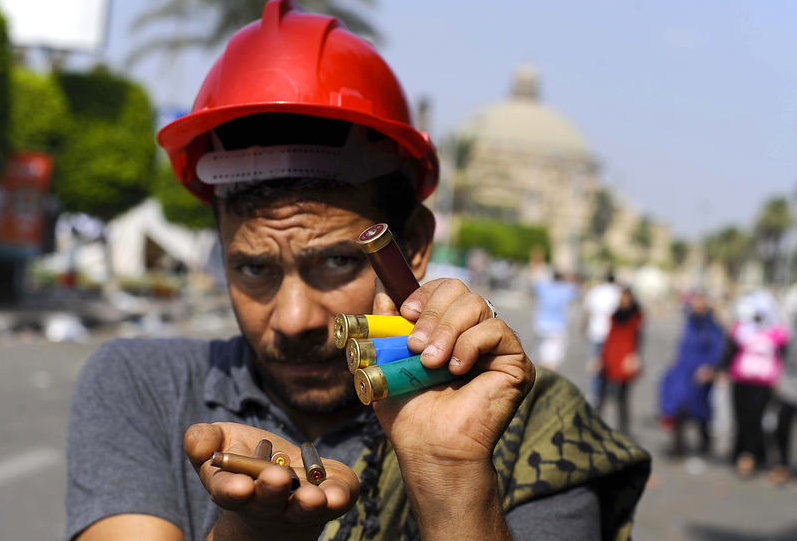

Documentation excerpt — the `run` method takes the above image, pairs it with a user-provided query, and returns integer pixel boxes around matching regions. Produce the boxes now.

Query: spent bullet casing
[211,451,271,478]
[346,335,413,373]
[300,442,326,485]
[354,354,459,405]
[270,450,291,467]
[253,439,272,460]
[211,449,300,491]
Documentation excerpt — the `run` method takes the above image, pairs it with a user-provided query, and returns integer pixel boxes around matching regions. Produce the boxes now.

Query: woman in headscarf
[659,292,725,457]
[721,290,789,477]
[597,287,644,434]
[769,314,797,485]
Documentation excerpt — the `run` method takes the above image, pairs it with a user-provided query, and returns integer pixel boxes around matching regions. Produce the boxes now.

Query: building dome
[457,64,593,161]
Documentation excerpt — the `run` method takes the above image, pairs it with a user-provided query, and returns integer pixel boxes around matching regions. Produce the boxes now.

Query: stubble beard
[251,339,359,415]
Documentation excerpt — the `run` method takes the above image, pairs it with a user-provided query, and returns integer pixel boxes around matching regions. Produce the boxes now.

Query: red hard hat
[157,0,439,203]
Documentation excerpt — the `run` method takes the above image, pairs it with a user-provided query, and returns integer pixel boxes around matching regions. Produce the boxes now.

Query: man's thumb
[372,278,400,316]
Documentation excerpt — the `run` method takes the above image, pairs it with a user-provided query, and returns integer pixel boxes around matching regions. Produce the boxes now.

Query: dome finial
[511,63,539,100]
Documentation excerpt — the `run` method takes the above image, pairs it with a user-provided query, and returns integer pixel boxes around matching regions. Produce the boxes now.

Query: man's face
[217,191,383,414]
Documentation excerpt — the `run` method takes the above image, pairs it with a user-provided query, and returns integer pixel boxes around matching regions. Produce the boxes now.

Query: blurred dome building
[445,64,671,273]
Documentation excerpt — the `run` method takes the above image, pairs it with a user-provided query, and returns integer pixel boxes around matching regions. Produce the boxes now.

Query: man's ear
[402,204,436,281]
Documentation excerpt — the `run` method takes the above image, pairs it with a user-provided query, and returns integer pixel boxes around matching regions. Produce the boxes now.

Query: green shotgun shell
[354,355,457,405]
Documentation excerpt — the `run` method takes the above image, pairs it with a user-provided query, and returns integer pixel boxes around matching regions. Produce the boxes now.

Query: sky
[24,0,797,239]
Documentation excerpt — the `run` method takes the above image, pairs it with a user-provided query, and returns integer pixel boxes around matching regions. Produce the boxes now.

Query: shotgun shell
[335,313,415,349]
[300,442,326,485]
[347,337,377,372]
[357,223,420,307]
[347,335,413,373]
[334,313,369,349]
[354,355,459,405]
[354,365,388,405]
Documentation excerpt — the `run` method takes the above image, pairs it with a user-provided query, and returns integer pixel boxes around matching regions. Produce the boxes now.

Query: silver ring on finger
[483,297,499,319]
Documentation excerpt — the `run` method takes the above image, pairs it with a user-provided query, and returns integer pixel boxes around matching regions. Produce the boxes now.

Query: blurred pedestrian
[769,316,797,485]
[659,292,725,457]
[532,270,578,370]
[583,272,621,404]
[721,291,789,477]
[597,287,644,434]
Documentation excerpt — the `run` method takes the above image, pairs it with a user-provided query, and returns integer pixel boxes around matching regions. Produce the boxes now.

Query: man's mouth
[266,352,347,377]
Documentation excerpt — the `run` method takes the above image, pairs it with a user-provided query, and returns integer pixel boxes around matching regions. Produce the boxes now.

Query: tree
[704,226,752,280]
[454,218,549,262]
[0,10,10,171]
[54,68,156,220]
[9,66,157,220]
[631,215,653,262]
[754,197,793,284]
[670,239,689,268]
[588,188,614,238]
[127,0,382,65]
[153,157,215,229]
[9,68,71,154]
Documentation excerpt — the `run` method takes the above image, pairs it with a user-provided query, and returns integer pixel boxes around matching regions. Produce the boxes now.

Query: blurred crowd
[530,270,797,488]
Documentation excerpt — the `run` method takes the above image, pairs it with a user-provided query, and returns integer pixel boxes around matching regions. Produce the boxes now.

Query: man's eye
[238,263,269,278]
[323,255,360,271]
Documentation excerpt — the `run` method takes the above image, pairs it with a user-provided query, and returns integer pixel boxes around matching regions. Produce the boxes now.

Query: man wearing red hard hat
[65,2,650,540]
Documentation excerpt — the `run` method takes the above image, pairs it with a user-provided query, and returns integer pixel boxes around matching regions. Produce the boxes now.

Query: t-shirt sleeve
[504,484,601,541]
[65,340,184,540]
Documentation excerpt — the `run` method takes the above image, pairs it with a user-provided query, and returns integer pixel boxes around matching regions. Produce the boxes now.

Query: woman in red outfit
[597,287,644,434]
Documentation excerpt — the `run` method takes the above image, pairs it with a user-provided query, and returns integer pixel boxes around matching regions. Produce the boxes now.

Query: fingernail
[410,329,428,346]
[403,301,421,317]
[450,357,461,368]
[422,344,441,362]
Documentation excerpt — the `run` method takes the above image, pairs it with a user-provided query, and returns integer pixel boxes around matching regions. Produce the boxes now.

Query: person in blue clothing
[659,292,726,456]
[533,270,578,370]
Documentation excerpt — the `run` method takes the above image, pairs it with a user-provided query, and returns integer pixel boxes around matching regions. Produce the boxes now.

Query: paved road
[2,293,796,540]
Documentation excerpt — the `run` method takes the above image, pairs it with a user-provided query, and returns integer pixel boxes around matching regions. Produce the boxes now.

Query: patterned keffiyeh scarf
[322,369,651,541]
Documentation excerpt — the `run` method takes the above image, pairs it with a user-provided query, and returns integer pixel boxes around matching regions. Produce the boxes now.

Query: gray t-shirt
[66,336,600,540]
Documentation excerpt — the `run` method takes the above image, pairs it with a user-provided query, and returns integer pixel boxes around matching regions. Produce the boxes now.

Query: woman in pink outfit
[722,292,789,476]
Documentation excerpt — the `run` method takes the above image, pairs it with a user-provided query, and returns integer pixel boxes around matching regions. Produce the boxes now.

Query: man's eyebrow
[226,250,281,265]
[297,241,363,259]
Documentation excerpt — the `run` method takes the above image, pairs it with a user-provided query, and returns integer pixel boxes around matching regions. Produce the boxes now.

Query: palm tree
[126,0,381,65]
[670,239,689,268]
[631,215,653,264]
[588,188,614,239]
[755,197,793,284]
[703,226,751,281]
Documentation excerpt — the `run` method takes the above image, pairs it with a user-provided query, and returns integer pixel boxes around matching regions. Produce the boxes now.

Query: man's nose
[268,273,328,339]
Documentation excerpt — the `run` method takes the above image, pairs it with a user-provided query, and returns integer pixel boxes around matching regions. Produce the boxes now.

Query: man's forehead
[219,199,375,251]
[217,180,385,224]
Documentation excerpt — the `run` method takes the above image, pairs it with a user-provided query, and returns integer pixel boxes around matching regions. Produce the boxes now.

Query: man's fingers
[184,423,224,470]
[399,278,446,321]
[251,465,296,510]
[282,486,328,522]
[206,470,256,510]
[321,477,359,514]
[406,279,470,351]
[447,318,516,371]
[372,278,400,316]
[418,292,496,368]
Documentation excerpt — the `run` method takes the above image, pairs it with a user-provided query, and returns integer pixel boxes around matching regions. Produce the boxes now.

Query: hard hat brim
[158,102,438,203]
